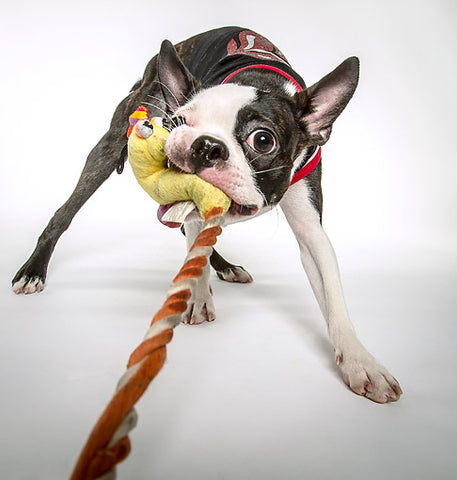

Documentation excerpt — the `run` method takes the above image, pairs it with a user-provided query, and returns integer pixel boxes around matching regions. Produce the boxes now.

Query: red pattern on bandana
[226,30,288,64]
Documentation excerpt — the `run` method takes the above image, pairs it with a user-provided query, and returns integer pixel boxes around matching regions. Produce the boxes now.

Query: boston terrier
[12,27,402,403]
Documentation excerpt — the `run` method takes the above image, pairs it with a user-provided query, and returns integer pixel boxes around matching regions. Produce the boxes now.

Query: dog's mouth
[157,200,258,227]
[165,158,259,218]
[229,202,259,216]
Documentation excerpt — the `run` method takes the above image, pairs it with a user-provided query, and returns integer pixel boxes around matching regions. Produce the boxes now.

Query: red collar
[290,146,322,185]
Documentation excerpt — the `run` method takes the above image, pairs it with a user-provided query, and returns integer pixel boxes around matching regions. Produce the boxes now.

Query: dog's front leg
[181,219,216,324]
[280,182,402,403]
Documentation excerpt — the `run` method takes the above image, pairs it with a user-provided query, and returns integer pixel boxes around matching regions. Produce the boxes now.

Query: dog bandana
[183,27,307,91]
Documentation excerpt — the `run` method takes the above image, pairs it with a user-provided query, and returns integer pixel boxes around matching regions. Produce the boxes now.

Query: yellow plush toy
[127,106,231,227]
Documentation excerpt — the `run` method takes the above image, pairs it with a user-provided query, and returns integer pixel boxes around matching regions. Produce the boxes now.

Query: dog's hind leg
[12,129,127,294]
[181,225,253,284]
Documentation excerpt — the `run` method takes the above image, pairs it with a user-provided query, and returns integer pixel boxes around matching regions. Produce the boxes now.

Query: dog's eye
[137,120,154,138]
[246,130,277,154]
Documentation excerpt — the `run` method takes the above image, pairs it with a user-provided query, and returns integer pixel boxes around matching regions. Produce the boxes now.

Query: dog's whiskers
[146,90,191,130]
[255,165,288,174]
[151,80,193,110]
[145,94,175,113]
[143,100,177,128]
[150,81,181,110]
[247,152,266,165]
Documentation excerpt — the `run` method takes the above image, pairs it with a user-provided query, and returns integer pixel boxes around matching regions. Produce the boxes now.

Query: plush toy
[127,106,231,227]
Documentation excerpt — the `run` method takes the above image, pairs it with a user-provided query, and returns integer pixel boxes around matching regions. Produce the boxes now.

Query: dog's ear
[294,56,359,145]
[158,40,198,112]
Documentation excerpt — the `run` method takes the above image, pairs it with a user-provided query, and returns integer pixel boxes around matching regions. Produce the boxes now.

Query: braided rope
[70,207,225,480]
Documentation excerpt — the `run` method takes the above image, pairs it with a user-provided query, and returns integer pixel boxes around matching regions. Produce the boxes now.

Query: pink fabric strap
[221,64,304,92]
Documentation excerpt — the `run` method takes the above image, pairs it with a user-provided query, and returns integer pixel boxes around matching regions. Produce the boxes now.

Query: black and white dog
[12,27,402,403]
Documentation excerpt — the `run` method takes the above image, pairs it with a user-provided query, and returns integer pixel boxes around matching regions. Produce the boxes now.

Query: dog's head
[157,40,359,218]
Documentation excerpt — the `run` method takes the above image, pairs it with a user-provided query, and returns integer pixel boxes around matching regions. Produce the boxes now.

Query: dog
[12,26,402,403]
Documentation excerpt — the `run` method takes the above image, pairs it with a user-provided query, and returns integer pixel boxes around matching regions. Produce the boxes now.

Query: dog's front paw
[12,259,47,295]
[183,291,216,325]
[335,340,403,403]
[12,275,45,295]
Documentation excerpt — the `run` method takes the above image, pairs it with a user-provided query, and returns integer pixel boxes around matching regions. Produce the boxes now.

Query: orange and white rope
[70,207,225,480]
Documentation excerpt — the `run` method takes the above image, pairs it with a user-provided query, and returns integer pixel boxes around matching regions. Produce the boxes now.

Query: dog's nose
[190,135,228,169]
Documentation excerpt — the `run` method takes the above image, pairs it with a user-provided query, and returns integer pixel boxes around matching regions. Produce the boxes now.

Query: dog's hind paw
[336,340,403,404]
[12,276,45,295]
[216,265,253,284]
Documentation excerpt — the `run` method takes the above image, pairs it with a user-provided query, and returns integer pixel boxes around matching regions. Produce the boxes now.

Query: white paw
[216,265,253,283]
[336,341,403,403]
[12,276,45,295]
[182,290,216,325]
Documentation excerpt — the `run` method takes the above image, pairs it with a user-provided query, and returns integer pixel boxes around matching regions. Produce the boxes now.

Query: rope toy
[127,106,231,227]
[70,208,224,479]
[70,106,232,479]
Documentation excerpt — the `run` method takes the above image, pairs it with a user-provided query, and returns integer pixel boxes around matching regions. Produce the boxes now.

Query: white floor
[2,209,456,480]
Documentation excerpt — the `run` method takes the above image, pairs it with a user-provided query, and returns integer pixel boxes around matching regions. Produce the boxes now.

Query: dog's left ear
[295,56,359,145]
[158,40,199,112]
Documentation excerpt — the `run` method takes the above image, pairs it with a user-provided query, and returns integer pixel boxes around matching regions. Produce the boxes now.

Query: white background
[1,0,456,479]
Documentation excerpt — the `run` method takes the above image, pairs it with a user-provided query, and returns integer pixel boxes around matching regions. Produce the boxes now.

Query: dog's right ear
[158,40,198,112]
[294,56,360,145]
